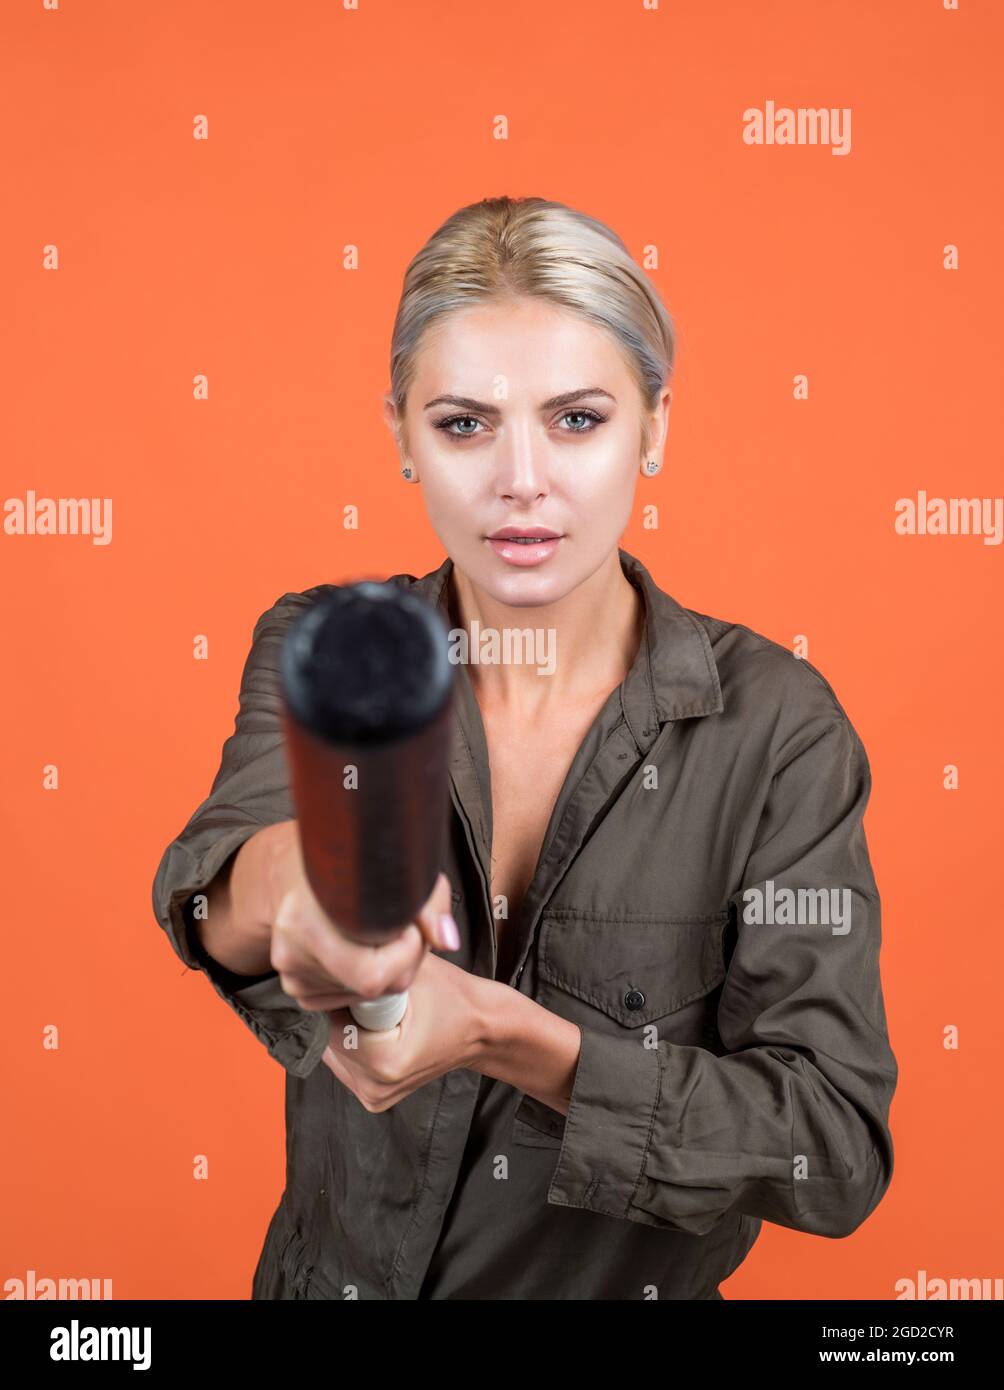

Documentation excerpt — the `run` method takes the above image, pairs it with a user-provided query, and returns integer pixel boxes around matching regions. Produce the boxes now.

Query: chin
[483,565,573,608]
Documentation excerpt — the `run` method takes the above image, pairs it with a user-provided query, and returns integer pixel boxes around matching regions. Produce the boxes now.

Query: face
[383,297,670,609]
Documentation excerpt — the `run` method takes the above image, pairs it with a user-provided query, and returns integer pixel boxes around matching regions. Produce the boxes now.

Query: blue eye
[434,408,607,438]
[559,409,605,432]
[436,415,483,436]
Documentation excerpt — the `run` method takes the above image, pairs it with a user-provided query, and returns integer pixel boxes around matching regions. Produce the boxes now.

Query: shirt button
[624,988,646,1010]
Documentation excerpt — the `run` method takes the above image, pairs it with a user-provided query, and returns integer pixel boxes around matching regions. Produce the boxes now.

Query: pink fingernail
[438,912,460,950]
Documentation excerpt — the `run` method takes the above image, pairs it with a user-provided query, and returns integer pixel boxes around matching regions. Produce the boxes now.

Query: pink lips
[485,528,564,567]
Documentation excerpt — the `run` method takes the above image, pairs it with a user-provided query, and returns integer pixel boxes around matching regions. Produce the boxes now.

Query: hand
[262,821,459,1012]
[320,948,498,1112]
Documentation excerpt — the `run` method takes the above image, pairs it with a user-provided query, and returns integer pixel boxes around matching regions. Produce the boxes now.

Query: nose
[494,433,550,507]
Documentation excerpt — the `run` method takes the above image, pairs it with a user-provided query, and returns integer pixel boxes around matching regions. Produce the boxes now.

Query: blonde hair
[388,195,676,459]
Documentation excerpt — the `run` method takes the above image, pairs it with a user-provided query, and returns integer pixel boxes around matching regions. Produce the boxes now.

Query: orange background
[2,0,1001,1300]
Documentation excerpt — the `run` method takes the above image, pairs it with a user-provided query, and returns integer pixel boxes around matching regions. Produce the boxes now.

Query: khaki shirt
[151,547,897,1299]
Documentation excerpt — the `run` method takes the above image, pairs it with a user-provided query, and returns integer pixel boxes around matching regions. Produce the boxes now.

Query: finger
[277,975,359,1011]
[272,891,348,981]
[323,1008,357,1062]
[321,1035,354,1087]
[309,921,427,1000]
[273,939,349,989]
[278,888,426,996]
[415,872,459,952]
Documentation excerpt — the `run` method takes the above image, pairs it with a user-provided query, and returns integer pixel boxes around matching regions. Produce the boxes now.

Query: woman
[152,195,898,1300]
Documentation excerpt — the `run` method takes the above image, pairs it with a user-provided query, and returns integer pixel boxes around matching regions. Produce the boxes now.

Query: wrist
[469,976,528,1073]
[468,980,582,1116]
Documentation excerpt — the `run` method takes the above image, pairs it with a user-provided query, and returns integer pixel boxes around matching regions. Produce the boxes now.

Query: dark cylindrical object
[279,580,455,946]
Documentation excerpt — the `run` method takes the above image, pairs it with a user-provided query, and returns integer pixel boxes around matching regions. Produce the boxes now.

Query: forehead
[412,299,630,391]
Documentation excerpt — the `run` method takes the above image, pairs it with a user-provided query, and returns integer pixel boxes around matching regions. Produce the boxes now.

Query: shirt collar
[404,545,723,753]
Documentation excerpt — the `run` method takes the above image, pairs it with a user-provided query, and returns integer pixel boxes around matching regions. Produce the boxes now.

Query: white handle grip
[349,991,409,1031]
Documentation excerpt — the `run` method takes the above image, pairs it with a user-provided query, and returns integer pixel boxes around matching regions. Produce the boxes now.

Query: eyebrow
[423,387,617,417]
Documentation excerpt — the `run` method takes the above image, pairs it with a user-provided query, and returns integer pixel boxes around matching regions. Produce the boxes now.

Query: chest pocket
[512,908,732,1148]
[537,907,730,1028]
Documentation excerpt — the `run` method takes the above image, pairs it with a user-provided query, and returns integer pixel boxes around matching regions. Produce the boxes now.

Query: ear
[648,385,673,457]
[382,393,400,440]
[657,384,672,440]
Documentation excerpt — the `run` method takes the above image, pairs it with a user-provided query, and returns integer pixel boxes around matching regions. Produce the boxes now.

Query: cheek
[562,451,637,517]
[419,468,482,530]
[413,470,490,566]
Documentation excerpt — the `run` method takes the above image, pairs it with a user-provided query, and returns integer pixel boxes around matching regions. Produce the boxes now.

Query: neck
[446,549,644,713]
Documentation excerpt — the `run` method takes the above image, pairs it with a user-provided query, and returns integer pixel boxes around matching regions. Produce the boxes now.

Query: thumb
[415,871,459,952]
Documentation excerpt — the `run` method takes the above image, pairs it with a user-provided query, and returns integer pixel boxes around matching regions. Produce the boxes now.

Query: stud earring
[643,458,661,475]
[401,463,416,481]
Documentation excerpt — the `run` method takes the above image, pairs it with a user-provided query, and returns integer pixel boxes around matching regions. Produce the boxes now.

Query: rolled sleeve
[547,1027,661,1217]
[150,590,331,1080]
[548,711,898,1240]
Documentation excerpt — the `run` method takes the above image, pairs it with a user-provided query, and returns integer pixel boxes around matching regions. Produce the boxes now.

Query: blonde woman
[152,196,898,1300]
